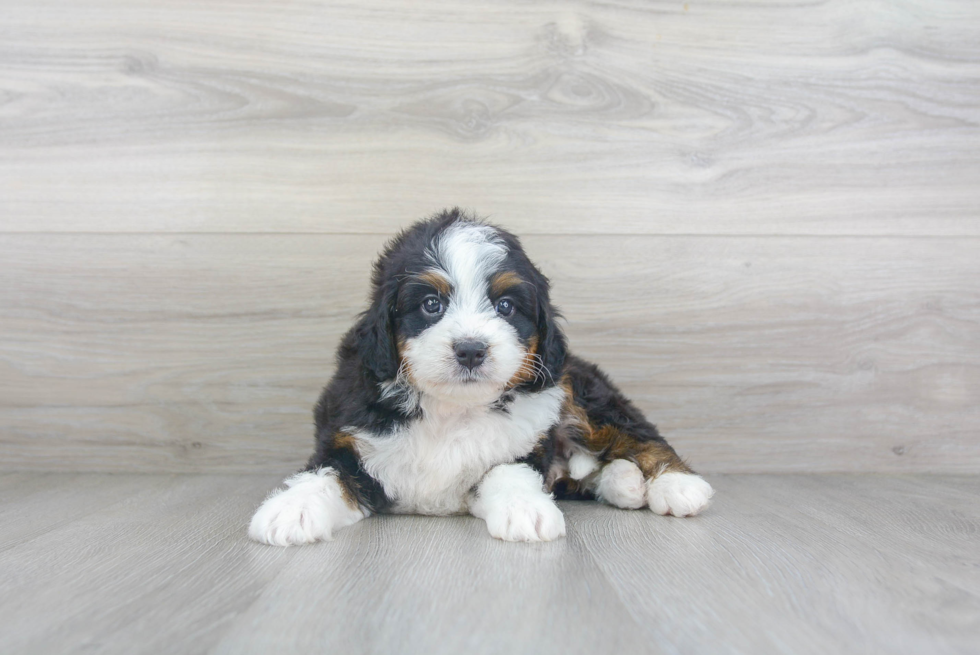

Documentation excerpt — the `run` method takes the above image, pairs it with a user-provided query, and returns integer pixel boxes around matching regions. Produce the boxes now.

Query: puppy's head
[356,209,566,407]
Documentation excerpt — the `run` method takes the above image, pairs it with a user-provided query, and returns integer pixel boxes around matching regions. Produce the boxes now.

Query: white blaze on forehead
[427,222,507,311]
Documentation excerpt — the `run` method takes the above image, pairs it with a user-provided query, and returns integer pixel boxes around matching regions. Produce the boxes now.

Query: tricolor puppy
[249,209,714,545]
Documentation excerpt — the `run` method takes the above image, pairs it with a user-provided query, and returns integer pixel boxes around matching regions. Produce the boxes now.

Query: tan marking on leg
[556,377,693,501]
[330,432,365,510]
[570,411,691,478]
[634,442,691,477]
[529,439,548,461]
[336,477,362,511]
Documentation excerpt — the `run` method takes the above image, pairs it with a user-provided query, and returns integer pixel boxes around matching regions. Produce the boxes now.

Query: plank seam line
[3,232,980,239]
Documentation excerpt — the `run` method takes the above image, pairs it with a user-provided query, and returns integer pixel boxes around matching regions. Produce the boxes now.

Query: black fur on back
[562,354,665,443]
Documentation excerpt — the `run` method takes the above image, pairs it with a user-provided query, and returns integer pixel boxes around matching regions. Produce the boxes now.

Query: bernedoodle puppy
[249,209,714,545]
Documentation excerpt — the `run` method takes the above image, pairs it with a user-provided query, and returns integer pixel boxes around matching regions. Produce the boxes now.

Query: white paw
[471,463,567,542]
[568,451,599,480]
[484,496,567,542]
[647,472,714,517]
[595,459,647,509]
[248,469,365,546]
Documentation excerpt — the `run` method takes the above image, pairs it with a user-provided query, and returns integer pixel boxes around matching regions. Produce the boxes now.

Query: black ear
[356,281,400,382]
[534,288,567,390]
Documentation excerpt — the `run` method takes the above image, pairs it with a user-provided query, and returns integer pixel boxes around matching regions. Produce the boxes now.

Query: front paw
[647,472,714,517]
[248,469,364,547]
[483,497,566,542]
[249,490,328,546]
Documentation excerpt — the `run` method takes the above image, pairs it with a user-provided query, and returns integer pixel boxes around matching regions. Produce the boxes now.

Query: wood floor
[1,473,977,655]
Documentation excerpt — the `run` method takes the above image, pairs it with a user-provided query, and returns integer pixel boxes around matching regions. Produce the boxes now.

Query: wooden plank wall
[1,0,978,474]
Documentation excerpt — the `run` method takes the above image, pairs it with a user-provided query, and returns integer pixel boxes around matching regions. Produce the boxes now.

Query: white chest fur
[350,386,565,515]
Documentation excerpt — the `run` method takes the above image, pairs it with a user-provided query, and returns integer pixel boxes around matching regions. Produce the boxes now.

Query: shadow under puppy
[250,209,714,545]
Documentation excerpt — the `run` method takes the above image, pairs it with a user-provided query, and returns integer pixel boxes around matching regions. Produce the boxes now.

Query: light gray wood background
[2,0,979,474]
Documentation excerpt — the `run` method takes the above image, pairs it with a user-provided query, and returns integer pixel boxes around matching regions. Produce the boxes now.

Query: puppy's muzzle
[454,340,488,371]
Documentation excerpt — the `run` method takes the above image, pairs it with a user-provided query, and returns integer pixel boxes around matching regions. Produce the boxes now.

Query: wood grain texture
[0,473,977,654]
[1,0,979,235]
[2,233,978,473]
[2,0,979,475]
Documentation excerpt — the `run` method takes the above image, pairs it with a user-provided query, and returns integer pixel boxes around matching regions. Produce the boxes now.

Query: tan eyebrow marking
[490,271,523,296]
[417,270,452,296]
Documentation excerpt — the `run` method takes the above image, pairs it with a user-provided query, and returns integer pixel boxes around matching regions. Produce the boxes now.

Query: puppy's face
[395,222,541,405]
[357,215,565,409]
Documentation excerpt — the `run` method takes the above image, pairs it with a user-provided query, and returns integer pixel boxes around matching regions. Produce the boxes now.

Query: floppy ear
[533,288,567,390]
[356,280,400,382]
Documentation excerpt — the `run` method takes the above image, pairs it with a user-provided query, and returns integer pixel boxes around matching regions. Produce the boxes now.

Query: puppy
[249,209,714,545]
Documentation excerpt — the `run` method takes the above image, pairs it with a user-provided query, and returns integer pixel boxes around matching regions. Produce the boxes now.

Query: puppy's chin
[417,377,508,408]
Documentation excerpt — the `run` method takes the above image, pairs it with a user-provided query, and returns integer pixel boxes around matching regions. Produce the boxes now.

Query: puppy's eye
[495,298,515,317]
[422,296,444,315]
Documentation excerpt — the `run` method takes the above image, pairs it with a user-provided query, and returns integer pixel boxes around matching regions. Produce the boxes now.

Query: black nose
[454,340,488,371]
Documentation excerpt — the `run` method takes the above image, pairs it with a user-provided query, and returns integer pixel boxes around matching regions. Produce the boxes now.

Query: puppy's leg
[561,357,714,517]
[249,468,367,546]
[469,463,566,542]
[583,434,714,517]
[587,439,714,517]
